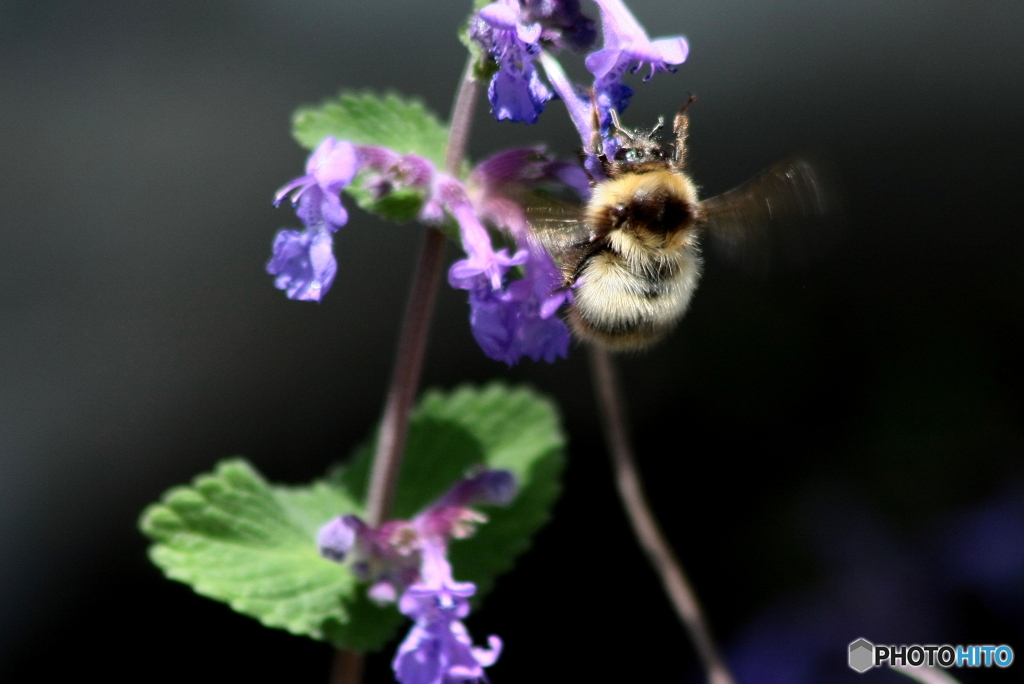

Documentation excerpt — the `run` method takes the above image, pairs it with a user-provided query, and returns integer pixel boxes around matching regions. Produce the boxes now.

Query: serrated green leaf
[293,92,448,167]
[140,460,403,650]
[141,384,565,651]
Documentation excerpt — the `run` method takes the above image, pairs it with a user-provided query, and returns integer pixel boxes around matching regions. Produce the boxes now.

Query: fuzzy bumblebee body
[570,169,702,349]
[528,100,833,352]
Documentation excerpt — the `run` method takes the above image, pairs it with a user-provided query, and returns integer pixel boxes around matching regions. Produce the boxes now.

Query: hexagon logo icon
[848,638,874,673]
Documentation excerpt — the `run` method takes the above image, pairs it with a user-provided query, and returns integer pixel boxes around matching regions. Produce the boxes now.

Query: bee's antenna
[586,89,611,180]
[672,93,697,170]
[609,109,634,141]
[650,116,665,137]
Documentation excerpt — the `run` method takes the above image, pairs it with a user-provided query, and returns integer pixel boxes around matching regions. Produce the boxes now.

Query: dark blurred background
[2,0,1022,681]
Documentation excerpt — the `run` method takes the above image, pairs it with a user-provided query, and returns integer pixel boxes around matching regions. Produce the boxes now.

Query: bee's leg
[672,94,697,170]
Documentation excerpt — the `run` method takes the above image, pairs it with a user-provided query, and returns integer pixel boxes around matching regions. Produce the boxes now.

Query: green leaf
[140,460,403,651]
[140,384,565,651]
[293,92,448,167]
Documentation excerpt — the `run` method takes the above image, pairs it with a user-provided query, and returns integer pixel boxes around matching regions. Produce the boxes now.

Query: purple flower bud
[432,469,518,511]
[450,148,578,365]
[472,0,553,124]
[521,0,598,51]
[317,515,359,561]
[265,226,337,302]
[586,0,688,133]
[275,137,358,232]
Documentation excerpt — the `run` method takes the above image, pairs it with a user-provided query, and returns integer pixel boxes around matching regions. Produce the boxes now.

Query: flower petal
[266,227,337,302]
[584,47,622,79]
[319,191,349,230]
[471,635,503,668]
[477,1,518,30]
[308,137,358,189]
[651,36,689,64]
[489,57,553,125]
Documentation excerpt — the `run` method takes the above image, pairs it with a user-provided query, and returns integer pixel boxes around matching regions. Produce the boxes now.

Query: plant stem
[329,649,365,684]
[588,345,736,684]
[364,56,480,527]
[330,57,480,684]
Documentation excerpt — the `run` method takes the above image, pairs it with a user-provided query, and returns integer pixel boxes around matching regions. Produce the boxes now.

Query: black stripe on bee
[601,192,694,234]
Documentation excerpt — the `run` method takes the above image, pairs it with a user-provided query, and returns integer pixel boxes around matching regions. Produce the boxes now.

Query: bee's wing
[698,156,842,270]
[525,200,598,283]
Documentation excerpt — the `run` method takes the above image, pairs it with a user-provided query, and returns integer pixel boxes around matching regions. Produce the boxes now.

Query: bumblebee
[531,99,833,351]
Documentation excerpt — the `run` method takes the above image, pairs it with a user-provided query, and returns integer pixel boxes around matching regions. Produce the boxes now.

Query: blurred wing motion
[524,200,596,283]
[698,156,842,270]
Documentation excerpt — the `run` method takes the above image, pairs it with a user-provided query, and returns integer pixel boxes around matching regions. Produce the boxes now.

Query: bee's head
[602,114,672,176]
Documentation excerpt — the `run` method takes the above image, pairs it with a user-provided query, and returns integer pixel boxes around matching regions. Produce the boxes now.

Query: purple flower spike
[317,471,513,684]
[472,0,553,124]
[585,0,689,132]
[443,147,582,365]
[266,227,337,302]
[275,137,358,231]
[393,545,502,684]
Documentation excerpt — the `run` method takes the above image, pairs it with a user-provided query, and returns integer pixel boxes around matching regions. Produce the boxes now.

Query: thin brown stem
[329,649,365,684]
[364,56,480,527]
[362,225,448,525]
[332,57,480,684]
[588,345,736,684]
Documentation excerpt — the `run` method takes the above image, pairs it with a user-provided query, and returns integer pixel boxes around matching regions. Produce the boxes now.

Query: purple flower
[471,0,553,124]
[318,471,514,684]
[317,470,517,599]
[393,544,502,684]
[460,273,571,365]
[446,148,586,365]
[274,137,358,231]
[268,139,582,362]
[268,137,356,301]
[265,227,337,302]
[270,139,442,302]
[443,176,528,291]
[585,0,688,133]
